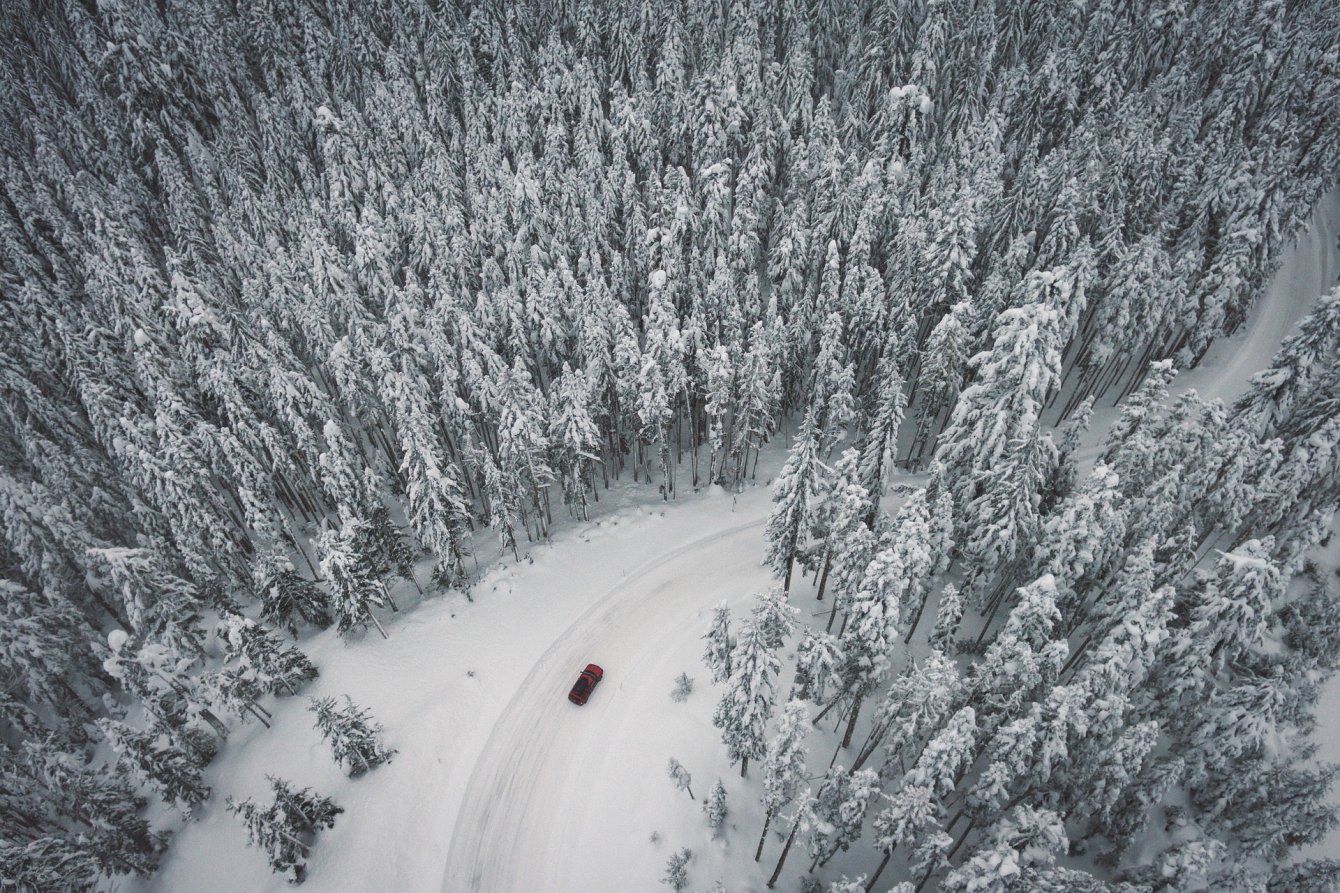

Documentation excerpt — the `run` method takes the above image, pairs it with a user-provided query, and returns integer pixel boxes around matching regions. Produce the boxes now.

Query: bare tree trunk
[766,814,803,888]
[815,552,831,601]
[841,693,864,749]
[755,808,774,861]
[904,589,930,644]
[367,606,389,640]
[864,847,893,892]
[825,595,840,632]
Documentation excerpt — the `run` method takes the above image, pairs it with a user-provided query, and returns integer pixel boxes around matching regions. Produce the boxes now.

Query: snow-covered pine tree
[702,602,735,685]
[6,739,166,878]
[928,583,964,653]
[765,407,830,592]
[1233,285,1340,437]
[1101,359,1178,470]
[852,649,961,776]
[200,666,273,728]
[806,766,879,871]
[712,616,781,778]
[808,310,857,454]
[756,699,810,861]
[96,718,209,811]
[317,516,390,639]
[732,323,780,485]
[384,364,472,583]
[661,847,692,891]
[228,776,342,884]
[85,547,206,660]
[704,778,729,832]
[216,614,317,696]
[549,364,602,521]
[867,783,943,892]
[254,549,332,637]
[856,347,907,515]
[751,586,799,651]
[309,695,396,777]
[792,628,844,704]
[941,806,1067,893]
[0,583,100,735]
[667,757,694,800]
[932,268,1075,585]
[832,520,919,748]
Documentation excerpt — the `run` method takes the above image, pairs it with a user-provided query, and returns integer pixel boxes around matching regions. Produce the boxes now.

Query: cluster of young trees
[1,0,1337,887]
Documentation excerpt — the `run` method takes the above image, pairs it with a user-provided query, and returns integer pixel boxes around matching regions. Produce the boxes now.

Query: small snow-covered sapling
[704,779,728,831]
[661,848,693,891]
[670,672,694,702]
[667,757,694,800]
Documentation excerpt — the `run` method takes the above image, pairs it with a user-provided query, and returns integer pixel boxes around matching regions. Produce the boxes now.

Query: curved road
[442,518,770,892]
[441,191,1339,893]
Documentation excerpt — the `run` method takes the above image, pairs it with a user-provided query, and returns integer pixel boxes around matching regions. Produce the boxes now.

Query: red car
[568,663,604,705]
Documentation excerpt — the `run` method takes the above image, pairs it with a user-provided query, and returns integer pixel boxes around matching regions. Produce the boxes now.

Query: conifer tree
[712,617,781,778]
[217,614,317,696]
[807,766,879,870]
[756,700,810,861]
[857,348,907,512]
[254,550,332,637]
[228,776,342,884]
[318,517,390,639]
[702,603,735,685]
[704,779,729,832]
[667,757,694,800]
[911,299,974,465]
[96,718,209,811]
[933,269,1074,579]
[661,847,693,891]
[928,583,963,653]
[309,696,396,777]
[765,408,830,592]
[792,629,843,704]
[751,587,799,651]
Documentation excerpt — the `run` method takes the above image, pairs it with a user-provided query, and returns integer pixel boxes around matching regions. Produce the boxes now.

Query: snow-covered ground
[143,190,1340,893]
[140,471,797,893]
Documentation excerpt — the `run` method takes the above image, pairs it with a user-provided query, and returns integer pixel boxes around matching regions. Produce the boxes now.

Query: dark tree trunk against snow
[864,848,893,892]
[766,814,802,888]
[754,808,773,861]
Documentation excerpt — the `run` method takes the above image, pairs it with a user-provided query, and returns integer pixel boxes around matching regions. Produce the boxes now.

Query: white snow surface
[142,475,793,893]
[142,190,1340,892]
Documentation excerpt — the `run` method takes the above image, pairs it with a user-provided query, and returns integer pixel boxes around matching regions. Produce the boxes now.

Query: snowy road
[437,193,1339,893]
[441,517,772,892]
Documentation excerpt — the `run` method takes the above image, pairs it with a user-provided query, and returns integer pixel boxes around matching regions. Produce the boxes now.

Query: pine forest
[1,0,1340,890]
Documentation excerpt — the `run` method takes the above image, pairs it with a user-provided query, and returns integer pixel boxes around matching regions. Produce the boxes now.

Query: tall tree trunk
[755,807,774,861]
[841,692,864,749]
[766,814,803,888]
[815,552,831,601]
[864,847,893,892]
[904,589,931,644]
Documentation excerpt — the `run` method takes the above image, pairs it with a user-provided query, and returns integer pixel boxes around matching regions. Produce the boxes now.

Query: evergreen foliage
[0,0,1337,888]
[227,777,342,884]
[309,696,396,777]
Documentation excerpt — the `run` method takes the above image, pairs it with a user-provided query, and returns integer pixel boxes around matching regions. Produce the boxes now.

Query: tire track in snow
[442,517,766,893]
